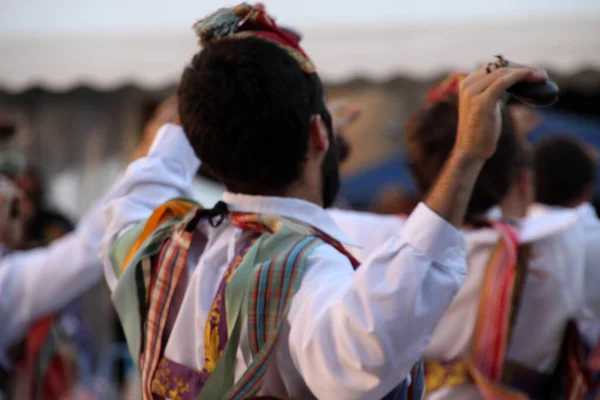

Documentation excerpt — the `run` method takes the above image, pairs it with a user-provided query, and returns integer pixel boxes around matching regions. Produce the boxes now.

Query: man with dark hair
[533,136,596,208]
[405,95,531,221]
[529,136,600,382]
[408,94,537,221]
[530,136,599,283]
[16,165,74,247]
[100,5,551,399]
[334,73,600,399]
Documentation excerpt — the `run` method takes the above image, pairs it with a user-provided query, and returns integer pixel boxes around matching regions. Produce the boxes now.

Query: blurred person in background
[16,165,74,248]
[529,136,600,393]
[480,98,540,220]
[0,112,24,184]
[406,85,594,400]
[0,98,184,398]
[0,172,106,399]
[333,71,599,399]
[485,135,534,220]
[531,135,597,218]
[0,175,24,255]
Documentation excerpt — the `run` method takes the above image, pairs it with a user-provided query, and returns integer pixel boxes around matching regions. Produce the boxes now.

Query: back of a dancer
[331,75,597,399]
[99,5,552,399]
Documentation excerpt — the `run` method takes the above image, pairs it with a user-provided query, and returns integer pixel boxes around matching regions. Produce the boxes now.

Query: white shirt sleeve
[0,196,106,356]
[327,209,405,262]
[99,123,200,291]
[287,204,467,399]
[527,203,600,320]
[577,203,600,318]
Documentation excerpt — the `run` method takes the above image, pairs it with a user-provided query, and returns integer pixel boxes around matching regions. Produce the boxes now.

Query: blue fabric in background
[340,152,416,210]
[340,110,600,209]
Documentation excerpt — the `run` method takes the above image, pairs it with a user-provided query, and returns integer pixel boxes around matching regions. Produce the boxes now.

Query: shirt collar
[576,202,597,219]
[222,192,360,247]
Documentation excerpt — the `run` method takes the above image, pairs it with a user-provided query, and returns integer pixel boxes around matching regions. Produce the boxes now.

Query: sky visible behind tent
[1,0,599,34]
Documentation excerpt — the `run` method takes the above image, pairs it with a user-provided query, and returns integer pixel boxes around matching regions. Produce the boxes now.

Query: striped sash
[213,213,422,400]
[425,221,529,400]
[471,222,523,388]
[116,199,423,400]
[141,226,194,399]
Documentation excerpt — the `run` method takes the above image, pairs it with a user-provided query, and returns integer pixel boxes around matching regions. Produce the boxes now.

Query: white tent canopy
[1,0,600,91]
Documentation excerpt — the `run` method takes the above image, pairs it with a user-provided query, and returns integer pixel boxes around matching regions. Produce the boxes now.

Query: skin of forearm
[424,150,485,227]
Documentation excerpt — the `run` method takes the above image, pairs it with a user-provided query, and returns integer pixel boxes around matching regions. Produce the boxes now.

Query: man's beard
[320,136,341,208]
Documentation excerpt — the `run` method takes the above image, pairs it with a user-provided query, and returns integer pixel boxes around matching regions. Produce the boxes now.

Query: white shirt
[332,207,596,400]
[100,123,468,400]
[0,197,106,371]
[191,175,225,208]
[529,202,600,348]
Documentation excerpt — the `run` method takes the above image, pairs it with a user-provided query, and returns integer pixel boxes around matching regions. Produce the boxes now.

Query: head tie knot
[193,3,315,74]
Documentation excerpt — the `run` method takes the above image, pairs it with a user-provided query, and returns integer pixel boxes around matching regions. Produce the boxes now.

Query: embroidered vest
[424,221,595,400]
[111,199,424,400]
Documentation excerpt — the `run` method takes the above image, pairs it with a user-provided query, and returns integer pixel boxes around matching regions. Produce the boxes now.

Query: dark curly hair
[178,37,332,197]
[534,136,596,207]
[405,95,529,219]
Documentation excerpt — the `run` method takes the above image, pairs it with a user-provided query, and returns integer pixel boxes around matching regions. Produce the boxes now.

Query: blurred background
[1,0,599,396]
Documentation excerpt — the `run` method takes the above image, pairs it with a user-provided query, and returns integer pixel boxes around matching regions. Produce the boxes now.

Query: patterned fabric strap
[202,236,260,376]
[149,208,419,400]
[142,225,196,399]
[115,198,422,399]
[141,206,329,400]
[222,213,418,400]
[425,221,531,400]
[472,221,521,381]
[143,201,250,400]
[224,234,323,399]
[110,198,201,380]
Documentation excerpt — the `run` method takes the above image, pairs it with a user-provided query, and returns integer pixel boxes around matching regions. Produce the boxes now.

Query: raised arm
[99,123,200,290]
[425,65,548,226]
[285,64,550,398]
[576,204,600,317]
[0,196,106,354]
[288,204,465,399]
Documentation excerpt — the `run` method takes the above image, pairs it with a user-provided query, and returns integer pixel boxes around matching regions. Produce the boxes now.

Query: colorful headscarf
[424,72,468,106]
[193,3,315,74]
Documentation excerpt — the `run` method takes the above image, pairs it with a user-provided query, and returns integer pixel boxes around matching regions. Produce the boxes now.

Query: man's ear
[308,115,329,155]
[580,183,595,204]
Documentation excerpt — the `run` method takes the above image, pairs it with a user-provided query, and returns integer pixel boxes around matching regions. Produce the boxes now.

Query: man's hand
[129,96,180,162]
[425,62,548,227]
[328,99,361,137]
[328,99,361,163]
[455,64,547,161]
